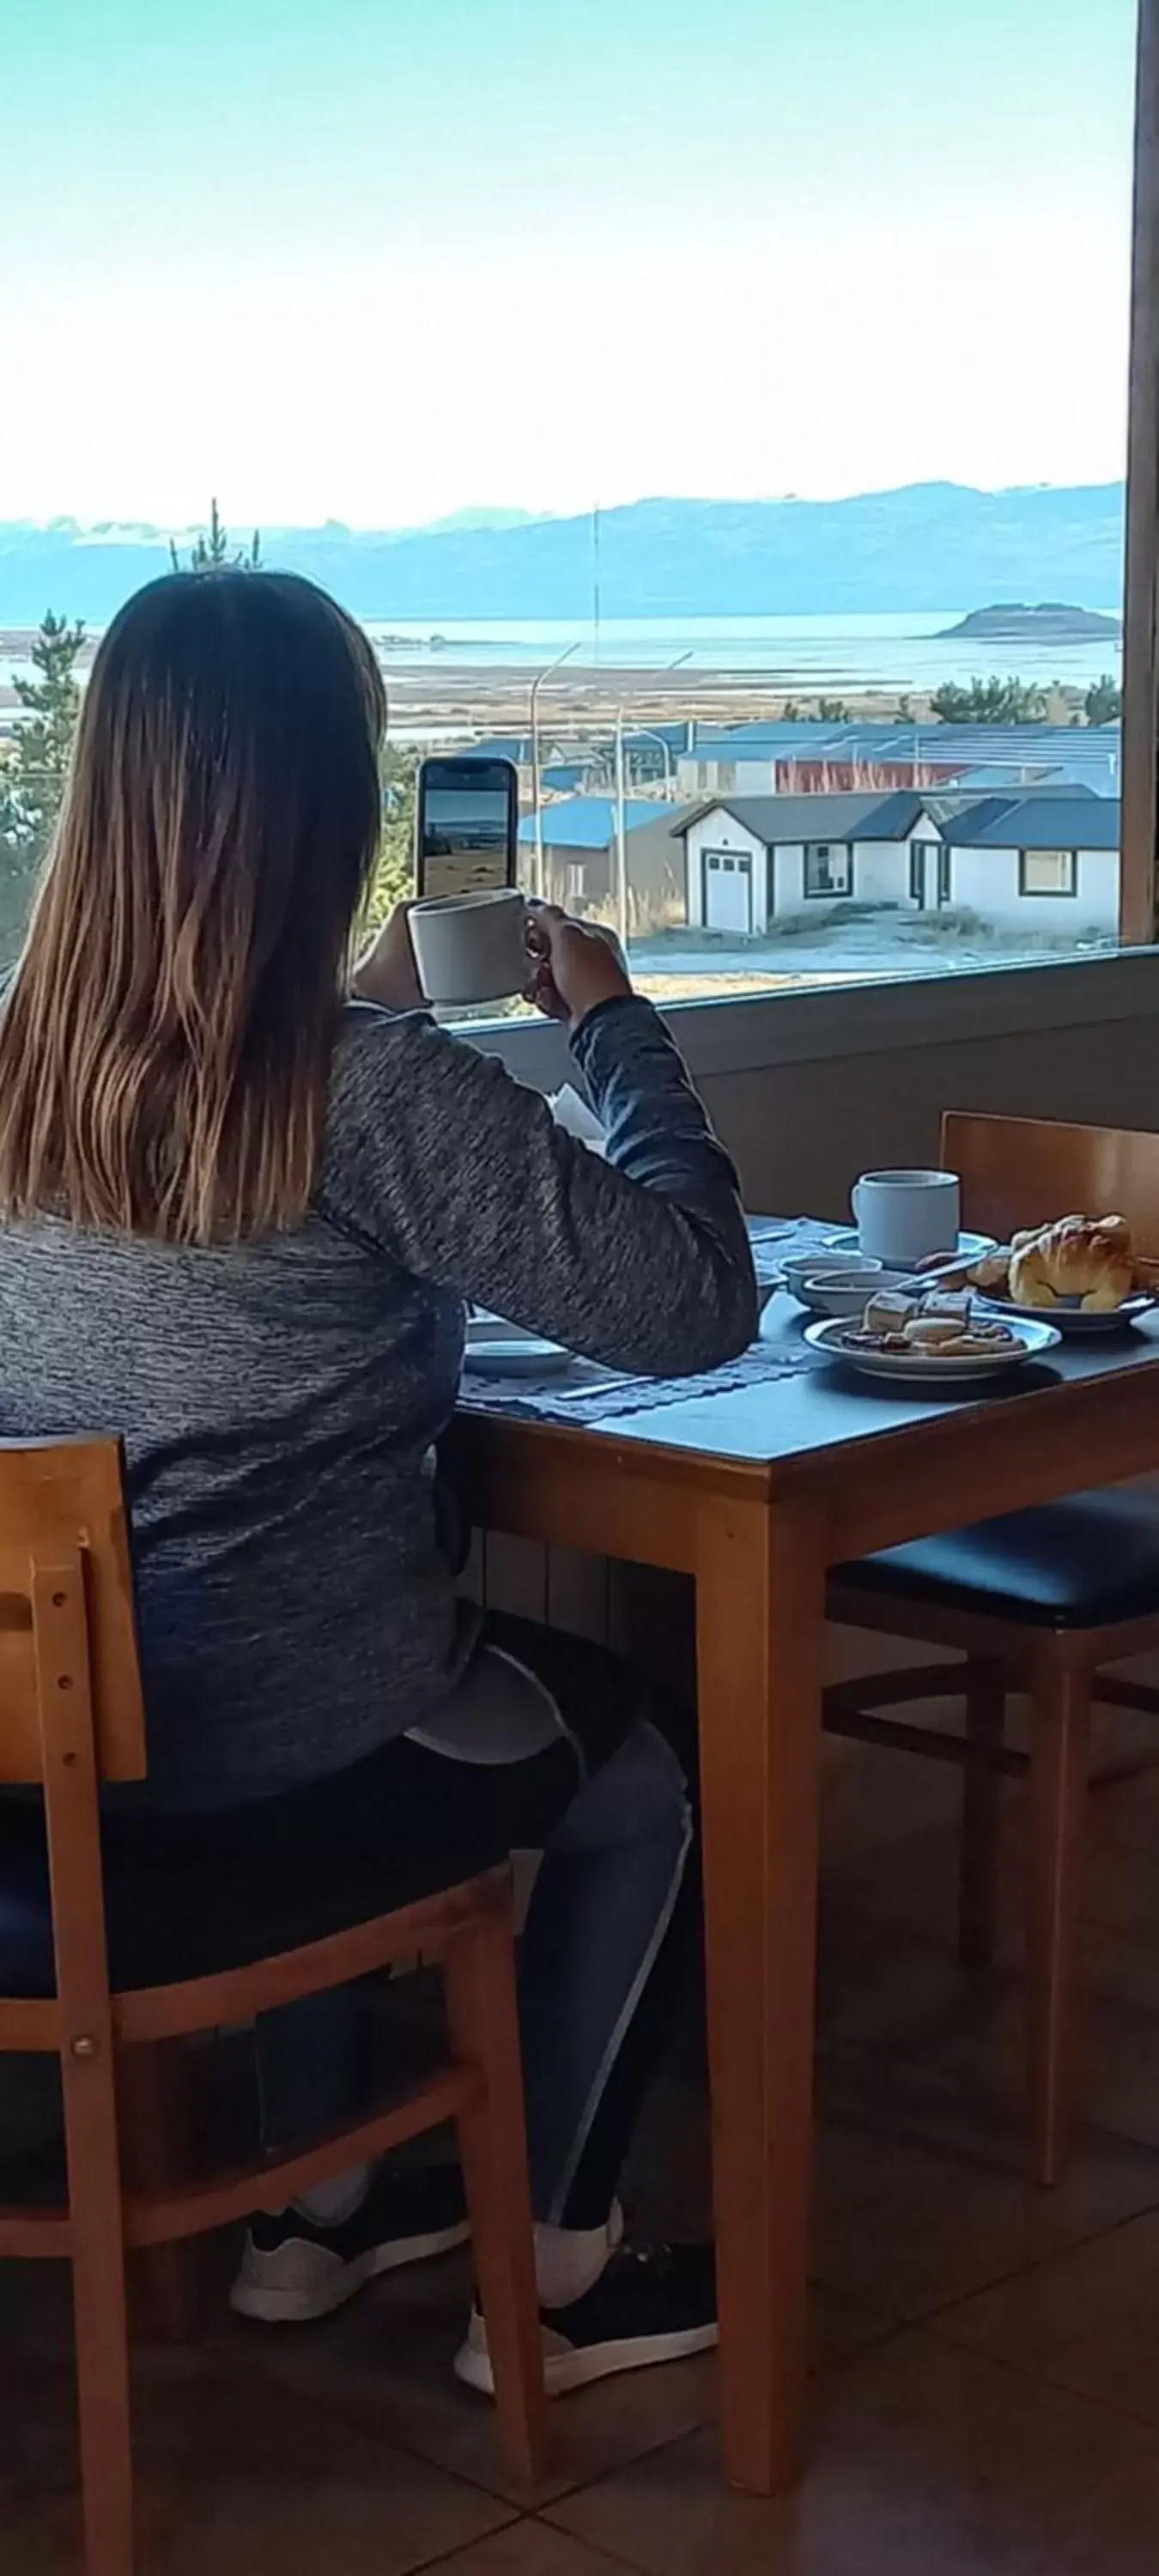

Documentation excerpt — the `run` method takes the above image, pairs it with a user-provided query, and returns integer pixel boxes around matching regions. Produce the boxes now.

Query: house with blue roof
[517,796,691,931]
[674,789,1120,937]
[676,720,1120,803]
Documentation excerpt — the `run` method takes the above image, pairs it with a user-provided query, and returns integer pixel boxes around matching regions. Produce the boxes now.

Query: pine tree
[12,610,86,823]
[0,608,87,957]
[169,497,262,574]
[0,609,86,849]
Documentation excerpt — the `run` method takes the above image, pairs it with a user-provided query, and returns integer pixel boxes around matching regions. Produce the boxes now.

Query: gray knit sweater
[0,995,755,1808]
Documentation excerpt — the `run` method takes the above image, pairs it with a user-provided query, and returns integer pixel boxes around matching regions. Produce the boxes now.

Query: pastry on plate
[922,1290,972,1326]
[863,1289,919,1334]
[902,1311,971,1348]
[845,1283,1020,1361]
[1008,1216,1136,1313]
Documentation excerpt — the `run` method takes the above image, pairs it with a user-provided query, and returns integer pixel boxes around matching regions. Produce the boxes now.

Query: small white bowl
[782,1249,882,1295]
[793,1266,911,1319]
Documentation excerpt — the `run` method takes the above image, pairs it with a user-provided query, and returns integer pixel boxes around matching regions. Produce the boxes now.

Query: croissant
[1009,1217,1136,1312]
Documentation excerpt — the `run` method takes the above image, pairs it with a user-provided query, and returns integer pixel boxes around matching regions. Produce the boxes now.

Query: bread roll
[1009,1218,1136,1313]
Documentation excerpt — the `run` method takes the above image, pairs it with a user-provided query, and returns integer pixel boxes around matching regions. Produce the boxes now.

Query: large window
[804,842,853,899]
[1019,848,1079,896]
[0,2,1144,1006]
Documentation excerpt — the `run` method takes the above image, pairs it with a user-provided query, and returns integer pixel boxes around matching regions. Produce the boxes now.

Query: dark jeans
[256,1613,695,2227]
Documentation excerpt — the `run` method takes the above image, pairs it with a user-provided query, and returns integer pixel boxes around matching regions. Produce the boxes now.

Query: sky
[0,0,1139,531]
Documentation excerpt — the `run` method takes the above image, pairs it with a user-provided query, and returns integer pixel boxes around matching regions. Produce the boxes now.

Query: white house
[937,793,1120,933]
[674,790,1120,939]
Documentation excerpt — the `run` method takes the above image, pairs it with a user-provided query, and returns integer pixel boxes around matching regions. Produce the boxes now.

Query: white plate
[804,1313,1062,1384]
[979,1290,1157,1336]
[824,1227,997,1266]
[463,1318,572,1378]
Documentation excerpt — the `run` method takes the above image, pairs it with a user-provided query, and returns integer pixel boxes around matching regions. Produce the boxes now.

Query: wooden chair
[825,1113,1159,2187]
[0,1436,546,2576]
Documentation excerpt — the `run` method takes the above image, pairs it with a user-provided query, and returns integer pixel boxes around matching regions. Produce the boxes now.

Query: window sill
[470,947,1159,1088]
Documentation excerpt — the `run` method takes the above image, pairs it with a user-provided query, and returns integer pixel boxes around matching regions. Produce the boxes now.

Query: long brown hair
[0,569,385,1242]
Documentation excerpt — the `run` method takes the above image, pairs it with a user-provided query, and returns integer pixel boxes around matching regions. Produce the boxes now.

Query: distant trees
[1084,673,1122,726]
[780,696,852,723]
[930,677,1047,726]
[168,497,262,574]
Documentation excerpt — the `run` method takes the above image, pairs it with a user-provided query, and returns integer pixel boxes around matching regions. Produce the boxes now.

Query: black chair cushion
[834,1488,1159,1629]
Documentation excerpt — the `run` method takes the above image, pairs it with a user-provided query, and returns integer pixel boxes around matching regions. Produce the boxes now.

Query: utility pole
[529,641,580,897]
[614,705,628,951]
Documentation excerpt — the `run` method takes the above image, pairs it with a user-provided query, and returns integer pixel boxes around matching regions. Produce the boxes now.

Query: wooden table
[446,1297,1159,2496]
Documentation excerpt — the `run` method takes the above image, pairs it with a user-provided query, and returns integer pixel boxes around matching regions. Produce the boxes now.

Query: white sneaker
[454,2240,718,2397]
[230,2165,469,2324]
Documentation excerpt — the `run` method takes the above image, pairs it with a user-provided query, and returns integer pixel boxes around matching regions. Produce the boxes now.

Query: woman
[0,569,757,2393]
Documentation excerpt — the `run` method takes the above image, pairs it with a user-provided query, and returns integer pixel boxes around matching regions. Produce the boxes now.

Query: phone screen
[416,756,519,900]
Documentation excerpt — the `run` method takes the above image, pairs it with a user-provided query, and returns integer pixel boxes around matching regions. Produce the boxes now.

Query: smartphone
[415,756,519,900]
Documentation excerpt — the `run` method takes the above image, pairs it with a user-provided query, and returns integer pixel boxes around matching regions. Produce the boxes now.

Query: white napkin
[549,1084,608,1155]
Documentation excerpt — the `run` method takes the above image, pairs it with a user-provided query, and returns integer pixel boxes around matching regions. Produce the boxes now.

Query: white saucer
[804,1313,1061,1384]
[824,1226,994,1267]
[464,1318,572,1378]
[824,1228,997,1266]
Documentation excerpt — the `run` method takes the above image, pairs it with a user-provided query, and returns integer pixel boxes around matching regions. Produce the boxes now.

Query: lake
[363,610,1123,691]
[3,609,1123,698]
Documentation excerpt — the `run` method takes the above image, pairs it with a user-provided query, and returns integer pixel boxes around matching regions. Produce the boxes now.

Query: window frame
[1120,0,1158,943]
[804,841,853,899]
[1018,848,1080,898]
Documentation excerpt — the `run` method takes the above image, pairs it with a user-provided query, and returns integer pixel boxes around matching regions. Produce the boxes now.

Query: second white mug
[851,1168,961,1266]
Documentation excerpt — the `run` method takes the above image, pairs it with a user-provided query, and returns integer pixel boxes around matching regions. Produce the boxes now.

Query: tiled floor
[9,1682,1159,2569]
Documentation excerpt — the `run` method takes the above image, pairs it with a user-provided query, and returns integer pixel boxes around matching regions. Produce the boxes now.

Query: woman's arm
[322,931,757,1376]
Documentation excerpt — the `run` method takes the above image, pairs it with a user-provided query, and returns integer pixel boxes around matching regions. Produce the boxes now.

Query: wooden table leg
[695,1488,827,2496]
[1027,1665,1092,2188]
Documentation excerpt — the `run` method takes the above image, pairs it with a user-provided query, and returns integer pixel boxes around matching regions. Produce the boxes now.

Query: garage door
[702,848,752,933]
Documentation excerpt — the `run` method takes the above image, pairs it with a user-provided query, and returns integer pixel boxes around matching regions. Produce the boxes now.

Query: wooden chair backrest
[0,1438,145,1785]
[942,1111,1159,1257]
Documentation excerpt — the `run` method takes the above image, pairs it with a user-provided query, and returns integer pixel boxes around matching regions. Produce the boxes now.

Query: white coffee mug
[408,888,530,1007]
[851,1169,961,1266]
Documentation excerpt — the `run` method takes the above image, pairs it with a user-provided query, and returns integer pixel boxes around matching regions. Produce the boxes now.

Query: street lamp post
[630,726,677,799]
[530,641,580,898]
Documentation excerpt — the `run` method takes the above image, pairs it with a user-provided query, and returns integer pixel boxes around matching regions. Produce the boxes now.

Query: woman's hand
[351,905,424,1013]
[525,904,634,1029]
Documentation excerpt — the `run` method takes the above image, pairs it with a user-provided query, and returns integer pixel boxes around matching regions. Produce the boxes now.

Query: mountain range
[0,483,1126,626]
